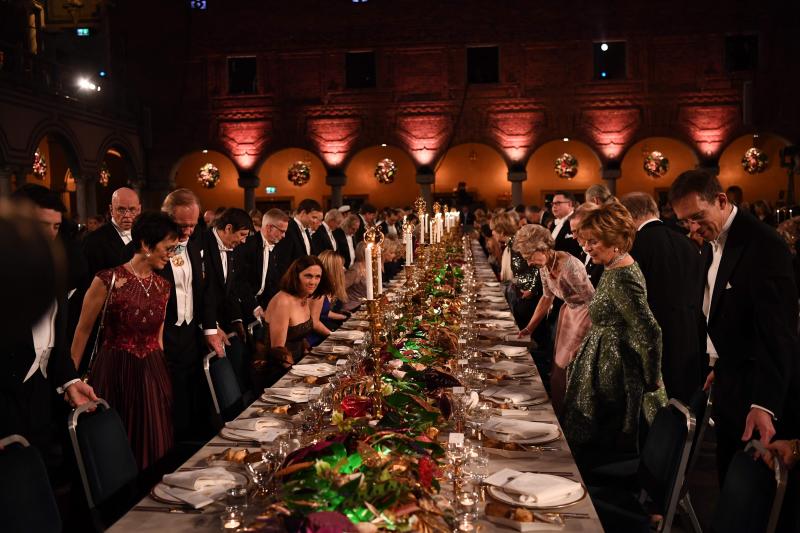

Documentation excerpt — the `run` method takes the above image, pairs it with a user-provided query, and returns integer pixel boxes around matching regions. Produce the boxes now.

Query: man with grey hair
[620,191,706,404]
[333,213,361,269]
[585,184,613,205]
[237,208,291,319]
[312,208,343,255]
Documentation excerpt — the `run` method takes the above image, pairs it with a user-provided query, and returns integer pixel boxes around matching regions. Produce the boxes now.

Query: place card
[448,432,465,447]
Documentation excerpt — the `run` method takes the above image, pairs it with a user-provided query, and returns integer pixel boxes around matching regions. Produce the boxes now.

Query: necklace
[128,259,154,297]
[547,251,558,272]
[607,252,630,269]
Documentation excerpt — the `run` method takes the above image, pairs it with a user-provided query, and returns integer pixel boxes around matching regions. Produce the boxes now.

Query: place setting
[149,467,249,510]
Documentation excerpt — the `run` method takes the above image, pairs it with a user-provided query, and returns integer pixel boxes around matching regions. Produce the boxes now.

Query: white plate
[483,395,547,407]
[151,471,248,505]
[487,479,585,510]
[483,424,561,445]
[289,364,337,378]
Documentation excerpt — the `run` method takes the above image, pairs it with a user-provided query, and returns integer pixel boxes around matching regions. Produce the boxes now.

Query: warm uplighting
[202,149,208,154]
[380,143,387,147]
[563,137,570,142]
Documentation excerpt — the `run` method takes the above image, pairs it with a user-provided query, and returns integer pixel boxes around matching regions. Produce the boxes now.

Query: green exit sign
[76,28,90,37]
[265,186,277,194]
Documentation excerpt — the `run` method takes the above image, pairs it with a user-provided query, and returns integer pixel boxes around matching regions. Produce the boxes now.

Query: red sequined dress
[90,266,173,469]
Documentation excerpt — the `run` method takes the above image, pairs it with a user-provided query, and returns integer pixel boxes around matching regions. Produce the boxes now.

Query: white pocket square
[725,282,733,289]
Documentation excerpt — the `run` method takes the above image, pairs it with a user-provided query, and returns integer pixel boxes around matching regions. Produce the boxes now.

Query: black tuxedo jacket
[272,218,309,276]
[705,209,799,432]
[156,236,206,330]
[553,216,583,259]
[630,220,706,403]
[378,221,400,238]
[82,222,127,279]
[332,228,353,268]
[235,232,283,315]
[199,228,243,330]
[311,224,336,255]
[354,215,369,245]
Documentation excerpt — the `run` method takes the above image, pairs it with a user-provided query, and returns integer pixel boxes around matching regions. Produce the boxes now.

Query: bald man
[83,187,141,278]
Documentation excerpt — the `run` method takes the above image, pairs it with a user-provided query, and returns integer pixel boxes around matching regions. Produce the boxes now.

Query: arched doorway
[256,148,327,212]
[526,139,602,206]
[344,145,417,209]
[436,143,507,208]
[171,150,240,212]
[718,133,792,206]
[30,133,81,217]
[95,147,134,216]
[618,137,699,202]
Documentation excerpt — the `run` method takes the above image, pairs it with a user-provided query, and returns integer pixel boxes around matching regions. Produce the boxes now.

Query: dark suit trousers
[163,322,211,441]
[0,372,53,455]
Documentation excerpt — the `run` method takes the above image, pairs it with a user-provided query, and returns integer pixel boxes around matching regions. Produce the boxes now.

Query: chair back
[638,399,695,532]
[711,441,788,533]
[0,435,62,533]
[203,333,243,420]
[680,386,713,495]
[68,399,139,508]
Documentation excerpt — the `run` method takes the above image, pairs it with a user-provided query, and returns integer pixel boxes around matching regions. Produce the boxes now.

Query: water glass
[225,484,248,510]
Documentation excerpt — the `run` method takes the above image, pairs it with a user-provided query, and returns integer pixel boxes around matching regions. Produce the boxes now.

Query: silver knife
[132,506,203,514]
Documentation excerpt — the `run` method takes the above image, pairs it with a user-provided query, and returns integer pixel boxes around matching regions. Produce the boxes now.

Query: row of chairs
[589,389,789,533]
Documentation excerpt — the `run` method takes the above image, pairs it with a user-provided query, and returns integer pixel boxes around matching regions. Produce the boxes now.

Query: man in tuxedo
[621,192,706,403]
[354,203,377,244]
[333,214,362,269]
[670,170,799,483]
[272,198,322,278]
[82,187,141,277]
[311,209,343,255]
[2,185,97,456]
[378,209,401,238]
[158,189,214,440]
[585,184,612,205]
[200,208,253,389]
[569,203,604,288]
[237,208,290,319]
[550,192,583,258]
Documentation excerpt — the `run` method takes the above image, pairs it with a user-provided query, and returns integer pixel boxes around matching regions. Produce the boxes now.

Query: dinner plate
[483,425,561,445]
[483,394,547,407]
[487,479,586,510]
[150,471,248,505]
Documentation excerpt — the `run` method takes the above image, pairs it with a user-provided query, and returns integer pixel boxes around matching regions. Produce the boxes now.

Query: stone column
[326,169,347,208]
[415,167,435,211]
[0,167,14,196]
[696,158,720,177]
[75,175,88,223]
[14,168,27,189]
[507,167,527,207]
[238,171,260,212]
[601,161,621,196]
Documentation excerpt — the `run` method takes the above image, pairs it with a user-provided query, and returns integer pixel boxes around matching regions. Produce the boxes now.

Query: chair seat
[585,457,641,487]
[589,485,651,533]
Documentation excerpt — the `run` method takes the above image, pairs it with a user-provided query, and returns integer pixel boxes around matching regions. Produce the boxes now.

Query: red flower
[341,395,373,418]
[418,456,438,489]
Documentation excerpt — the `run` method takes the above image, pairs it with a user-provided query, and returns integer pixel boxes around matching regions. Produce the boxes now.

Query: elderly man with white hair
[312,209,343,255]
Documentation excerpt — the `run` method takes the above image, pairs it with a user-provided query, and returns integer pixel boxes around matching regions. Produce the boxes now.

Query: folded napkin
[478,310,514,319]
[489,361,536,376]
[328,330,365,340]
[225,417,286,431]
[488,345,530,357]
[480,295,507,302]
[483,417,556,440]
[481,385,537,404]
[224,427,287,442]
[263,387,311,402]
[486,469,582,506]
[290,363,337,377]
[163,467,237,492]
[313,344,351,354]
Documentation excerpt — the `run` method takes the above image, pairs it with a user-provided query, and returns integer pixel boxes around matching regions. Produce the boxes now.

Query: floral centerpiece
[33,149,47,179]
[197,163,220,188]
[742,147,768,174]
[375,158,397,184]
[288,161,311,186]
[554,153,578,179]
[643,150,669,178]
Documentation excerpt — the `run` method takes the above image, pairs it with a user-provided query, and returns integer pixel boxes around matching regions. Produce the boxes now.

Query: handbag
[82,271,116,382]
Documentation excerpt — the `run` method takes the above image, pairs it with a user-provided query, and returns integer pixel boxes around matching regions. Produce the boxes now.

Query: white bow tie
[120,230,131,238]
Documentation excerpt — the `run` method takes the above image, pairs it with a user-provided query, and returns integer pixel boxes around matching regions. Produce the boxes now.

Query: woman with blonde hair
[513,224,594,413]
[563,202,666,462]
[307,251,350,346]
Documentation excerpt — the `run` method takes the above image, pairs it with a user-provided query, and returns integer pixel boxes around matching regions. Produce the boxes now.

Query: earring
[146,252,151,258]
[614,247,619,253]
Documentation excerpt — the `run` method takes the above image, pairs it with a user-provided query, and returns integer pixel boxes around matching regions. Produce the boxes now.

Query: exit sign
[265,186,277,194]
[76,28,90,37]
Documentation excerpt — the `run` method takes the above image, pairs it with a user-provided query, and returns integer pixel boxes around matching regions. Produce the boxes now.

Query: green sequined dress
[562,262,668,454]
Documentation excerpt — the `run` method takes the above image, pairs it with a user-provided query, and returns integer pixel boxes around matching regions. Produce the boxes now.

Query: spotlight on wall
[202,149,209,154]
[380,143,387,147]
[562,137,570,142]
[600,43,609,52]
[77,77,98,91]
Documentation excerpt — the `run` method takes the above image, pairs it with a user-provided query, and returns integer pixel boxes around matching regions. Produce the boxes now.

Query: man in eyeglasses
[83,187,141,277]
[550,191,583,259]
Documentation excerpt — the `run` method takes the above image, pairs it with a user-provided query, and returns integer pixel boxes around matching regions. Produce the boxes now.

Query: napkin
[225,417,286,431]
[163,467,237,491]
[290,363,337,377]
[478,310,514,319]
[483,417,556,440]
[487,469,582,506]
[263,387,311,402]
[489,361,536,376]
[488,345,530,357]
[481,385,537,404]
[224,427,287,442]
[478,319,518,329]
[328,330,365,340]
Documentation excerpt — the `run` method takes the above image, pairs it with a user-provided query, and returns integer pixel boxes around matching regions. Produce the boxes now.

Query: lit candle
[419,215,426,244]
[430,219,435,243]
[776,209,781,223]
[376,246,383,294]
[365,243,374,300]
[406,230,413,264]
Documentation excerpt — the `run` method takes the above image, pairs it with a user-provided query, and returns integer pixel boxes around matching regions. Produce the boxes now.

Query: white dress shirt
[256,239,275,297]
[637,217,661,232]
[212,228,232,281]
[111,220,131,245]
[295,217,312,254]
[25,300,57,382]
[322,222,337,251]
[703,205,737,363]
[346,234,356,268]
[172,245,194,326]
[551,211,573,240]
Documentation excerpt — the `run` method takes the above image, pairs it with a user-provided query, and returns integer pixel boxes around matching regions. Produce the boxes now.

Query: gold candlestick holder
[365,298,384,418]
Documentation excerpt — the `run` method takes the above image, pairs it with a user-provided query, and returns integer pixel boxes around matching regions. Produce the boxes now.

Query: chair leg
[679,494,703,533]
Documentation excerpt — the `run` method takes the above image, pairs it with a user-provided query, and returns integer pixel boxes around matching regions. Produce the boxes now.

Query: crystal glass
[225,484,248,510]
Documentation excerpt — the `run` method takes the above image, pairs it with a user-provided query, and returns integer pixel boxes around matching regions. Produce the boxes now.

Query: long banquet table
[110,239,603,532]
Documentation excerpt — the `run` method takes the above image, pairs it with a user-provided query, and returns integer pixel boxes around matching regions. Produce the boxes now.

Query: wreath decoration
[554,153,578,179]
[98,163,110,187]
[643,150,669,178]
[741,147,769,174]
[33,149,47,179]
[374,158,397,184]
[197,163,220,188]
[288,161,311,186]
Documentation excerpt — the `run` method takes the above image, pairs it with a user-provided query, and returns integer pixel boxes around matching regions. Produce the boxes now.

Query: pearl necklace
[607,252,630,269]
[128,259,154,297]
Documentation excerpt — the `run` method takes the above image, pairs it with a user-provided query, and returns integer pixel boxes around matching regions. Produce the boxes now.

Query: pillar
[507,167,527,207]
[238,171,260,212]
[696,158,720,177]
[75,176,88,223]
[325,169,346,208]
[415,167,435,211]
[601,161,621,196]
[0,167,14,196]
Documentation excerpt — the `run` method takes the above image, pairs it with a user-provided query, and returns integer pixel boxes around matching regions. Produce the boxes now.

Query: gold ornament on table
[414,197,427,214]
[432,202,441,215]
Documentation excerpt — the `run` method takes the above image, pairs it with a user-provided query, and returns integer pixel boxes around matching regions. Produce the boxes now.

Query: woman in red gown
[72,212,179,469]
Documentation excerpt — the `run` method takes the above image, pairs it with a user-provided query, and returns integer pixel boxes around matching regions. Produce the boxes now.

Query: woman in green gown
[562,202,668,461]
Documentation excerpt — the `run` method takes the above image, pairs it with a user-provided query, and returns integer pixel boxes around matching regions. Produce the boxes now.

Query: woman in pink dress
[515,224,594,414]
[71,212,179,469]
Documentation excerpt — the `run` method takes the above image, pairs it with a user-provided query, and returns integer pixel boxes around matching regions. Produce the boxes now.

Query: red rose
[418,456,439,489]
[341,395,373,418]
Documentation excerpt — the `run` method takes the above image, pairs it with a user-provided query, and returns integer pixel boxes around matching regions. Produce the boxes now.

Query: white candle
[406,231,413,264]
[420,215,425,244]
[365,243,374,300]
[430,219,435,243]
[377,247,383,294]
